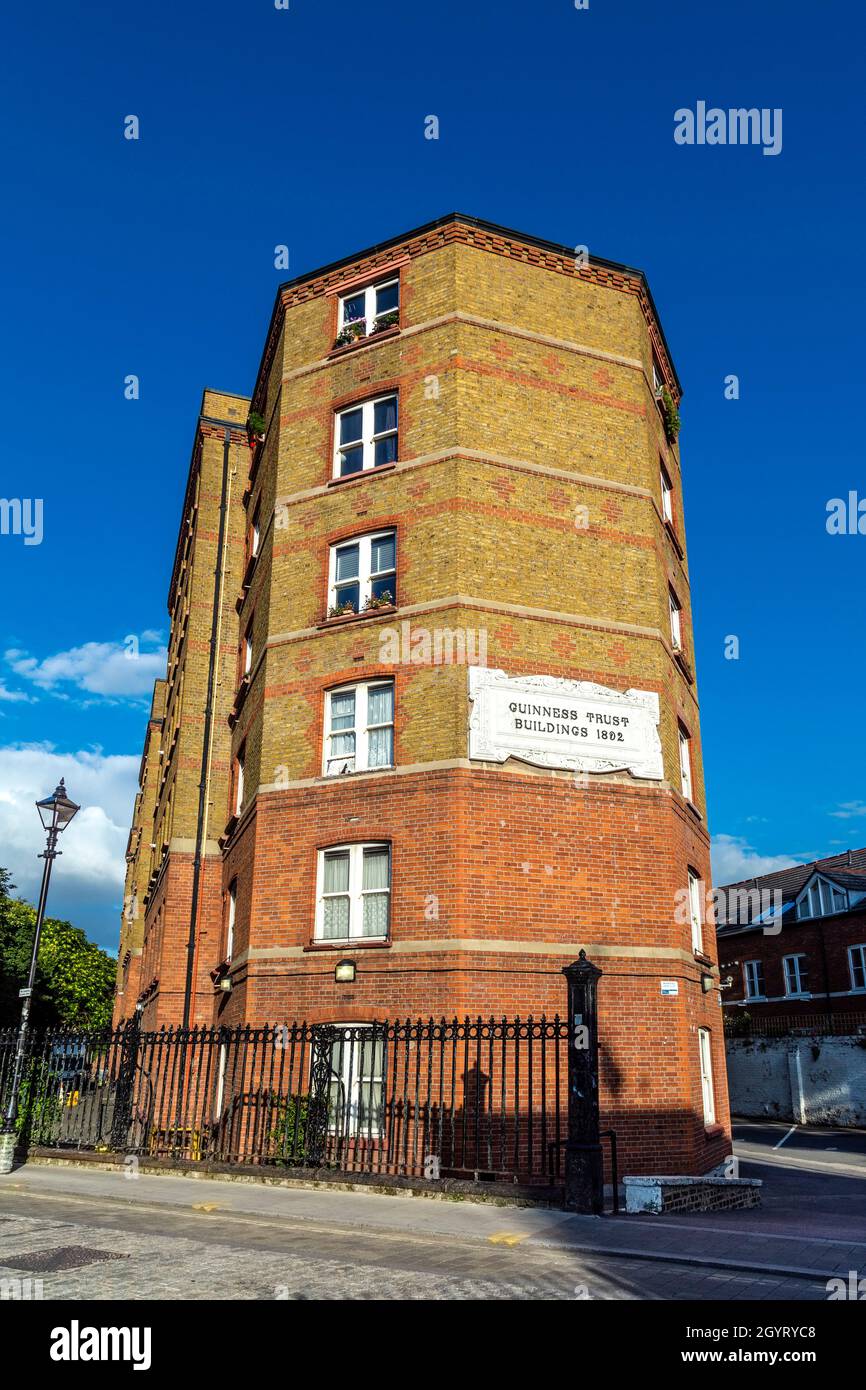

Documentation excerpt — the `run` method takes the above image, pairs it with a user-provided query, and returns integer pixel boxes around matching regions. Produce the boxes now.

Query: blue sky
[1,0,864,950]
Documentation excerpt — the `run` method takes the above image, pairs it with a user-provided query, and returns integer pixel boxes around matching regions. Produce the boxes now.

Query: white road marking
[773,1125,798,1150]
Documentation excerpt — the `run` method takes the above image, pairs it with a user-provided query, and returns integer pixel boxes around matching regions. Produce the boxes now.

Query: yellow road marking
[487,1231,528,1246]
[192,1203,221,1212]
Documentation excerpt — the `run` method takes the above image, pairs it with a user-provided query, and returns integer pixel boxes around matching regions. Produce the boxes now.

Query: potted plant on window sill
[371,310,399,334]
[333,321,366,350]
[363,590,394,612]
[246,411,266,449]
[326,601,358,620]
[658,387,681,446]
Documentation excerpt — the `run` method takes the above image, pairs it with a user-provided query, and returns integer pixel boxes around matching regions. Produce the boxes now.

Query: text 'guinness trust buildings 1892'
[115,214,731,1175]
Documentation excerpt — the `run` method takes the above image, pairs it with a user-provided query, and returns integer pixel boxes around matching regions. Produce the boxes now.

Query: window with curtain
[315,843,391,942]
[678,725,693,801]
[319,1025,386,1138]
[698,1029,715,1125]
[324,681,394,775]
[660,463,674,524]
[688,869,703,954]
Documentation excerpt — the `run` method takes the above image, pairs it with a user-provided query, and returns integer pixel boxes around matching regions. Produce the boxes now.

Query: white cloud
[0,681,31,703]
[711,833,808,885]
[830,801,866,820]
[0,745,138,948]
[6,636,166,701]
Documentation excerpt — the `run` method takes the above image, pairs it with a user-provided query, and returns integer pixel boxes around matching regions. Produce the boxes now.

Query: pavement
[0,1119,863,1301]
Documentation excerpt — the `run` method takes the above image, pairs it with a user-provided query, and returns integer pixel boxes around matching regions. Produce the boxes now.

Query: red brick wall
[718,909,866,1019]
[213,768,729,1175]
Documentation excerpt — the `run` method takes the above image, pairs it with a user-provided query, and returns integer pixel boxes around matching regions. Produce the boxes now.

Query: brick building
[115,213,730,1175]
[716,848,866,1022]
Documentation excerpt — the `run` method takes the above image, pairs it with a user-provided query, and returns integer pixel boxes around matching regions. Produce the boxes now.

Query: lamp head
[36,779,80,834]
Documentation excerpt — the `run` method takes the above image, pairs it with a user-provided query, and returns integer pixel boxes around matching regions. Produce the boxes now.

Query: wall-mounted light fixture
[701,973,715,993]
[335,959,356,984]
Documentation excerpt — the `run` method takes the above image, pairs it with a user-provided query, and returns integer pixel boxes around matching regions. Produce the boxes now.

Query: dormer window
[796,874,848,920]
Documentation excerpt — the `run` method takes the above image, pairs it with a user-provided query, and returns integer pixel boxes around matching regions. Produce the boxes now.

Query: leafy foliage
[267,1092,325,1164]
[0,870,115,1029]
[660,386,681,444]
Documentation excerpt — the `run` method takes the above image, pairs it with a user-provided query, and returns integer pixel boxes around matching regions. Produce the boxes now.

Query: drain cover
[3,1246,129,1273]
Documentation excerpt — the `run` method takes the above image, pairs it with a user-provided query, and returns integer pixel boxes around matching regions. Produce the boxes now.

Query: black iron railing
[0,1016,569,1185]
[723,1010,866,1039]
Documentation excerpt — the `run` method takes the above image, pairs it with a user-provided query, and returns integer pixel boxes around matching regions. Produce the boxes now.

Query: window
[652,354,665,398]
[316,843,391,942]
[214,1041,228,1120]
[324,681,394,775]
[339,277,399,339]
[849,945,866,993]
[660,464,674,525]
[796,875,848,920]
[334,395,398,477]
[678,724,693,801]
[744,959,765,1000]
[329,530,396,614]
[234,743,245,816]
[698,1028,716,1126]
[688,869,703,954]
[243,619,254,676]
[783,953,809,997]
[319,1025,385,1138]
[669,588,683,651]
[225,880,236,962]
[251,503,261,560]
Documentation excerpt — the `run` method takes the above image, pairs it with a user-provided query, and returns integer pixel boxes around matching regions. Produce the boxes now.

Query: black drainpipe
[182,422,233,1029]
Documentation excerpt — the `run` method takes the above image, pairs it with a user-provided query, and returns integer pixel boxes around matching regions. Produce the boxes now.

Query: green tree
[0,870,115,1030]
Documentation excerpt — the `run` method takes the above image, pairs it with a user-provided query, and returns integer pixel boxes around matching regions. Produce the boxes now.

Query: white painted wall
[726,1036,866,1127]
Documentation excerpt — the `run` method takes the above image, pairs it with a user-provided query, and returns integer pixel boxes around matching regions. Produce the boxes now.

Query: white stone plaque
[468,668,664,780]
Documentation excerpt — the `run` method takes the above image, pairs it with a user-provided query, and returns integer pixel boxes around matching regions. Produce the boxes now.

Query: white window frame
[796,875,848,920]
[744,959,765,1000]
[243,620,253,676]
[318,1024,386,1138]
[226,880,236,962]
[328,530,396,614]
[251,505,261,560]
[849,944,866,993]
[214,1041,228,1120]
[234,745,245,816]
[660,464,674,524]
[333,394,398,477]
[323,680,395,776]
[783,953,809,998]
[338,277,399,338]
[698,1028,716,1126]
[315,842,391,943]
[678,725,693,801]
[669,587,683,651]
[688,869,703,954]
[652,355,665,399]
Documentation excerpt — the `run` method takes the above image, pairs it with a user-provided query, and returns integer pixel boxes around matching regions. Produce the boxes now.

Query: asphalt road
[733,1119,866,1171]
[0,1183,828,1302]
[0,1123,862,1303]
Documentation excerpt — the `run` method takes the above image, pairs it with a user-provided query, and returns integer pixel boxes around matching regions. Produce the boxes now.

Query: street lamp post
[0,779,79,1174]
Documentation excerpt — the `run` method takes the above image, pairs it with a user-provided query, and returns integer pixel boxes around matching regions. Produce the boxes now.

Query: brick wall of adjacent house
[113,681,165,1024]
[121,389,250,1029]
[117,217,730,1176]
[718,910,866,1020]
